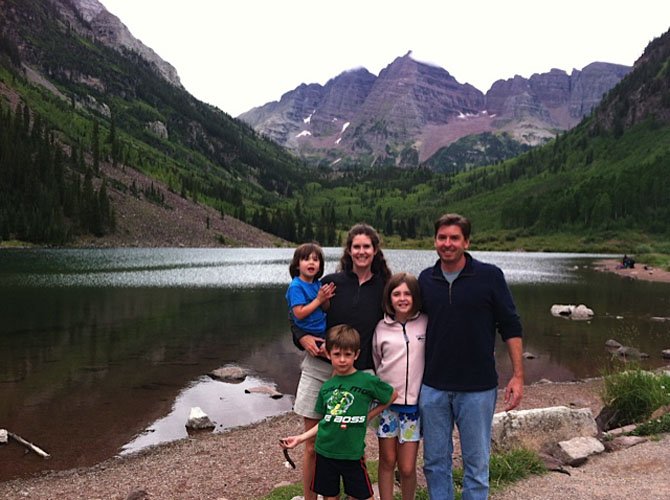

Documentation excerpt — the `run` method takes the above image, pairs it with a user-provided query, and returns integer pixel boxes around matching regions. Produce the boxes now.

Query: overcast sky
[99,1,670,117]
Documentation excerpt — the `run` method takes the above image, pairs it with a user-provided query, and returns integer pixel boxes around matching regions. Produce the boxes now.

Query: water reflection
[120,374,293,455]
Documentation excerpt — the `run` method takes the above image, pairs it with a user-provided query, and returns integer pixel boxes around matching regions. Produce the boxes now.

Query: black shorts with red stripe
[312,452,374,500]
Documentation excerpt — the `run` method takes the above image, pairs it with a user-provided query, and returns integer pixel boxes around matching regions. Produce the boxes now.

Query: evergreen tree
[92,120,100,173]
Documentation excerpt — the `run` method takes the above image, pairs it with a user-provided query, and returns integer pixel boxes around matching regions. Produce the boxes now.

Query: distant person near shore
[620,254,636,269]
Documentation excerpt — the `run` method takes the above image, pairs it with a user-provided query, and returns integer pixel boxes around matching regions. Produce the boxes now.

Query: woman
[291,223,392,500]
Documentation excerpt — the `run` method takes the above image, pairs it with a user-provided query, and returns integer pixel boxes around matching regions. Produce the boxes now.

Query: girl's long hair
[338,223,391,281]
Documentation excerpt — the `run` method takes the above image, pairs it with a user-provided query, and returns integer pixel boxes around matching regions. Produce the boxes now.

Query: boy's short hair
[382,272,422,317]
[325,325,360,353]
[289,242,325,279]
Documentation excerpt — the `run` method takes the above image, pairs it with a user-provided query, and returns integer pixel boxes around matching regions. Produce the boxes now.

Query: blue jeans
[419,384,497,500]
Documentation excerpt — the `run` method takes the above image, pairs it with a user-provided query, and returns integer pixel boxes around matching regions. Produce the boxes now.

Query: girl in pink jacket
[372,272,427,500]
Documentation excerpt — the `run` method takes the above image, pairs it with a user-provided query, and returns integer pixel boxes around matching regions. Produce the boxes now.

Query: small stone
[606,436,647,452]
[186,407,215,430]
[244,386,283,399]
[569,399,591,408]
[0,429,7,444]
[555,436,604,466]
[650,404,670,420]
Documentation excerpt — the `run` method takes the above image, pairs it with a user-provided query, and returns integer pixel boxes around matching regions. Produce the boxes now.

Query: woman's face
[348,234,376,271]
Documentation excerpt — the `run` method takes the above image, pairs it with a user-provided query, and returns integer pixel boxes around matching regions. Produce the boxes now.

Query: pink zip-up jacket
[372,312,427,406]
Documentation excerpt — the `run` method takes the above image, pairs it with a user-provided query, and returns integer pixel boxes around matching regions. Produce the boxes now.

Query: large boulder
[146,120,168,140]
[492,406,598,453]
[616,346,649,359]
[550,304,594,320]
[209,365,250,383]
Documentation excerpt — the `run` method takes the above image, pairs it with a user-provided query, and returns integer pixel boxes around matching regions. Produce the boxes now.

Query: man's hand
[503,375,523,411]
[504,337,524,411]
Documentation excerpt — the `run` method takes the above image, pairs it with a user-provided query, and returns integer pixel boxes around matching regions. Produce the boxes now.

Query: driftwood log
[7,431,51,458]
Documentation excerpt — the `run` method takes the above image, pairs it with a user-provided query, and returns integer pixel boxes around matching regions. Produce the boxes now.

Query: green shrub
[634,243,654,254]
[602,369,670,425]
[489,449,547,489]
[631,412,670,436]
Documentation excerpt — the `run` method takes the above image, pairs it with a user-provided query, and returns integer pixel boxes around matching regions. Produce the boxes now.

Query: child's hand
[279,436,300,449]
[317,282,336,302]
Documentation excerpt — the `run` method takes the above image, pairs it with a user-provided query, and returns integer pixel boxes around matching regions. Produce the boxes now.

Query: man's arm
[503,337,524,411]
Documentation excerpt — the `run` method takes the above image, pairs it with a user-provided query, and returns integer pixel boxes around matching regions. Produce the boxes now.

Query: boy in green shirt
[281,325,396,500]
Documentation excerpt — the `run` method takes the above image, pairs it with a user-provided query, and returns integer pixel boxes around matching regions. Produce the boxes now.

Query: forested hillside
[0,101,113,242]
[0,0,668,251]
[0,0,318,245]
[282,28,670,251]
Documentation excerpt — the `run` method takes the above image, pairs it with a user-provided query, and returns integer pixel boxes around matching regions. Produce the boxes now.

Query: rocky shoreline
[0,379,606,500]
[594,258,670,283]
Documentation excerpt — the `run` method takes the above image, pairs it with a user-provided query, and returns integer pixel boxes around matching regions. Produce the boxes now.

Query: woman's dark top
[321,271,386,370]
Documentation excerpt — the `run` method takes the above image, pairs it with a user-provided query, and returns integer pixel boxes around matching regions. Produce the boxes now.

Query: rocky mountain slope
[60,0,182,87]
[239,52,630,169]
[0,0,305,246]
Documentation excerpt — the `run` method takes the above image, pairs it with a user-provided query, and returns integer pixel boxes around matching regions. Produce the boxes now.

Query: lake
[1,248,669,481]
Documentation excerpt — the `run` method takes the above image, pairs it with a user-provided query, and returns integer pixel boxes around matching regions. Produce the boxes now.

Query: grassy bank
[259,449,546,500]
[384,230,670,271]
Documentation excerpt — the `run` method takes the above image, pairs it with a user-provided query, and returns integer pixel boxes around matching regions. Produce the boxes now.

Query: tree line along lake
[1,247,669,481]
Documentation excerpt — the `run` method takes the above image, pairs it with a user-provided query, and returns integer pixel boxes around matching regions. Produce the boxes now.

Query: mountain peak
[239,54,631,168]
[62,0,182,88]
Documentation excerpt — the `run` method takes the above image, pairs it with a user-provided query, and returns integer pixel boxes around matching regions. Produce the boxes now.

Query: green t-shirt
[314,370,394,460]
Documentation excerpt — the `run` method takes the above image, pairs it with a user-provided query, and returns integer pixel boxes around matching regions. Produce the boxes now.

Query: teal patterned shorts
[374,407,421,443]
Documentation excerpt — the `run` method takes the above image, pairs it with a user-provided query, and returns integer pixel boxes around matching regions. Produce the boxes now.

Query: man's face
[435,224,469,269]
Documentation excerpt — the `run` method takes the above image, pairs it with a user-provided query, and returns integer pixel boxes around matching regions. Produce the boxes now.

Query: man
[418,213,524,500]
